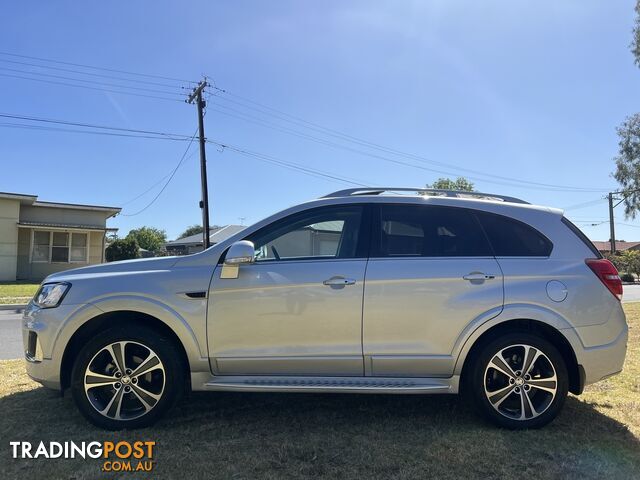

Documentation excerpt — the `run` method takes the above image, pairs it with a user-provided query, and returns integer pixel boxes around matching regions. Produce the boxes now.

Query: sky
[1,1,639,241]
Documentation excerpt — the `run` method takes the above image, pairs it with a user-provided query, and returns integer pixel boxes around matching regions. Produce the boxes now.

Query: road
[0,309,23,360]
[1,285,640,360]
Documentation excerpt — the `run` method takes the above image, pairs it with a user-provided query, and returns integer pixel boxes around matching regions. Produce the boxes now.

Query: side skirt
[191,373,460,394]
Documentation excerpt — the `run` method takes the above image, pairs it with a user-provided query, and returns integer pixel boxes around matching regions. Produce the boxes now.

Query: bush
[105,238,139,262]
[621,273,636,283]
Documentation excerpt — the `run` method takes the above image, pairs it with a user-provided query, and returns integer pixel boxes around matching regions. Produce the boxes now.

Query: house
[164,225,246,255]
[592,241,640,254]
[0,191,120,281]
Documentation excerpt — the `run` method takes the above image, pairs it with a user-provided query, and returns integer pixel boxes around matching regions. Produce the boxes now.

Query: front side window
[247,206,364,262]
[376,204,492,257]
[31,231,89,263]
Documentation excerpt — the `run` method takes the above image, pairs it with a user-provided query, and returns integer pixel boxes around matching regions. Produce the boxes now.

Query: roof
[0,191,121,216]
[165,225,246,246]
[592,241,640,251]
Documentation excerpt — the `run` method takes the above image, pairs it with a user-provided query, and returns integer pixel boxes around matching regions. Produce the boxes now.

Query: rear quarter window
[561,217,602,258]
[475,211,553,257]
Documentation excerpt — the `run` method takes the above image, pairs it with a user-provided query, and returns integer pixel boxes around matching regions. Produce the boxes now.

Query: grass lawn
[0,305,639,479]
[0,282,39,304]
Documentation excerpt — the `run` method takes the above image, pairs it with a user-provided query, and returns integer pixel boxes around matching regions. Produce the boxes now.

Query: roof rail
[322,187,529,204]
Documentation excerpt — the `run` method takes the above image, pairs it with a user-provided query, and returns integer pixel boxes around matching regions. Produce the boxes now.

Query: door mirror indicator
[221,240,255,279]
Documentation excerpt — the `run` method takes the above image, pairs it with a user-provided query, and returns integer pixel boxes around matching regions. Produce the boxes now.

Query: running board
[199,375,458,394]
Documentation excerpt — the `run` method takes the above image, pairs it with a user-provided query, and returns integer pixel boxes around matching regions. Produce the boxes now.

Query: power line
[0,122,194,141]
[0,51,196,84]
[0,72,184,102]
[207,102,602,193]
[209,86,610,193]
[0,57,188,89]
[119,128,199,217]
[0,112,193,139]
[0,66,185,97]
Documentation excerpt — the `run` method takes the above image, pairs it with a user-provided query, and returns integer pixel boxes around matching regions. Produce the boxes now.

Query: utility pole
[187,78,211,249]
[609,192,616,254]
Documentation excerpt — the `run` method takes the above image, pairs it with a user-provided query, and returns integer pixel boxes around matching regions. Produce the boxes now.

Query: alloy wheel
[483,344,558,421]
[84,341,165,421]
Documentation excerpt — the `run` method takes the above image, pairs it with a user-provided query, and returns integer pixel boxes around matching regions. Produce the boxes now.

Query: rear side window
[476,211,552,257]
[561,217,601,258]
[375,205,493,257]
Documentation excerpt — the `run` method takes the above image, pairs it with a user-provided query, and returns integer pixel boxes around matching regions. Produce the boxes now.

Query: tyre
[70,324,184,430]
[466,332,568,429]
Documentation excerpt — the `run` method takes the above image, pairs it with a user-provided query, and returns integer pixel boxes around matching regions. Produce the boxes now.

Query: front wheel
[467,333,569,429]
[70,325,184,430]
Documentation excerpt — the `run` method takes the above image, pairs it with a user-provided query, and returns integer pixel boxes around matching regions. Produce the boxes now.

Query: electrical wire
[0,57,189,89]
[209,86,610,193]
[0,51,196,84]
[119,129,199,216]
[0,73,183,102]
[0,66,185,97]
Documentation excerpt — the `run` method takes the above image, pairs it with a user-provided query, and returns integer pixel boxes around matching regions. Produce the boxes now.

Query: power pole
[609,192,616,254]
[187,79,211,249]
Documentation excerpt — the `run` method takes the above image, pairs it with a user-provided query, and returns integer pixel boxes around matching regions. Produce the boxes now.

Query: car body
[22,188,628,429]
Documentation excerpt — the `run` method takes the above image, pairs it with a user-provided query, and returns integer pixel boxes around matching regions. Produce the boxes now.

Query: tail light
[585,258,623,300]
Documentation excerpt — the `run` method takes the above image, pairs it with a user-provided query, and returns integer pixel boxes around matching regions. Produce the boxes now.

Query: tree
[126,226,167,253]
[427,177,475,192]
[178,225,203,239]
[105,238,139,262]
[613,115,640,218]
[612,3,640,217]
[633,0,640,66]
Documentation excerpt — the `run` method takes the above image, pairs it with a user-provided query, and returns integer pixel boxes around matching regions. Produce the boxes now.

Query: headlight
[34,282,71,308]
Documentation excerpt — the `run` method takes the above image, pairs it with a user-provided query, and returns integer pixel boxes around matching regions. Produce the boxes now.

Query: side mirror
[220,240,255,279]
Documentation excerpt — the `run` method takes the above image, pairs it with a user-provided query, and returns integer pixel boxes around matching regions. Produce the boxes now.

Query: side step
[201,375,458,394]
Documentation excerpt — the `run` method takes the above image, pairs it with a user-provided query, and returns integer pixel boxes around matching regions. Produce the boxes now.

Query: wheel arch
[457,318,583,395]
[60,310,191,391]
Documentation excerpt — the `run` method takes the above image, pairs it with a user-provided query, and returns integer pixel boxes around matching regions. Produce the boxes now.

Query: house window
[31,231,89,263]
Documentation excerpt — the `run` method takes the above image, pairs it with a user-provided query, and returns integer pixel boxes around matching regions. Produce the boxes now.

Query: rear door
[363,204,504,377]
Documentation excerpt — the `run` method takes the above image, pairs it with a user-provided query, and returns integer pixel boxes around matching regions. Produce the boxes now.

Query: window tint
[476,211,552,257]
[247,206,364,261]
[376,205,492,257]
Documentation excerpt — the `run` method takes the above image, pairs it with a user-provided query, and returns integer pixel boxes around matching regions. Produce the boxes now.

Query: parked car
[22,188,628,430]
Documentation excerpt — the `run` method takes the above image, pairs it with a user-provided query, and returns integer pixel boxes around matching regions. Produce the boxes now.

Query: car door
[363,203,504,377]
[208,204,369,376]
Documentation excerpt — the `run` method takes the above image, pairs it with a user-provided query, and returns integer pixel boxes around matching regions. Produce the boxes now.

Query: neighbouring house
[592,240,640,254]
[164,225,246,255]
[0,191,121,281]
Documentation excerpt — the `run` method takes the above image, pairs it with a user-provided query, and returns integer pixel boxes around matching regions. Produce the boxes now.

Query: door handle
[463,273,496,281]
[323,276,356,286]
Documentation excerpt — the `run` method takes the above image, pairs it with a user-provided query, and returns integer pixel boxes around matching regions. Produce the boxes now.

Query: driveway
[0,310,23,359]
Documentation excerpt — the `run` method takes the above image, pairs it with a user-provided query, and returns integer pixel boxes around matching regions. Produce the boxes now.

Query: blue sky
[1,1,638,241]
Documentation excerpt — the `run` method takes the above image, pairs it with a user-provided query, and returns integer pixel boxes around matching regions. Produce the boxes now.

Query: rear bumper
[576,324,628,386]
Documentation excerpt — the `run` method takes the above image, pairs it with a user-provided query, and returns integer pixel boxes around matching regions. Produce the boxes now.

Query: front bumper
[22,301,102,391]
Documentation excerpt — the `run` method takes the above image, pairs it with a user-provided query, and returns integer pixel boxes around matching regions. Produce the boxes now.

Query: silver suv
[22,188,628,430]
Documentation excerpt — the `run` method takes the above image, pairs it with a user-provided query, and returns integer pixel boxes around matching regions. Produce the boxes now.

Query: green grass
[0,305,639,479]
[0,282,39,304]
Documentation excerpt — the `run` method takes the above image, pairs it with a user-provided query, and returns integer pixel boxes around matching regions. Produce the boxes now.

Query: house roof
[0,191,121,216]
[165,225,246,247]
[592,241,640,251]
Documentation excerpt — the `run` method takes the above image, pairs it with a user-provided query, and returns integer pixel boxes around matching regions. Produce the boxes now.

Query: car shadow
[2,386,640,478]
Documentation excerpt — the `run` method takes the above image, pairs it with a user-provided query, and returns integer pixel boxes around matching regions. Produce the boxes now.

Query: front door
[208,204,369,376]
[363,203,504,377]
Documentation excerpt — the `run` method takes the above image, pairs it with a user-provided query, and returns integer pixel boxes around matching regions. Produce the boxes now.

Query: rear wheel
[70,325,184,430]
[467,333,568,429]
